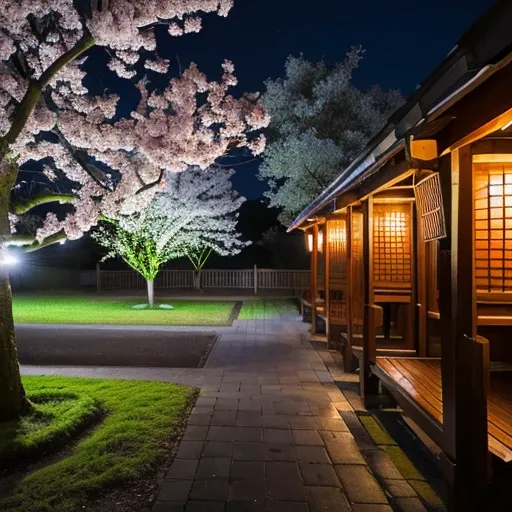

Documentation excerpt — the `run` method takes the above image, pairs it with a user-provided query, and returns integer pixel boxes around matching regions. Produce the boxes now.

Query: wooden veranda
[290,2,512,509]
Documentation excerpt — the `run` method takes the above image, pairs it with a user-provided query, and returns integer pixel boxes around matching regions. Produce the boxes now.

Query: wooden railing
[97,266,310,293]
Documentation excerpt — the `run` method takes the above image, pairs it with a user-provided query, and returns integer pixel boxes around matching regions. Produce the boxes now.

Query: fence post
[253,265,258,295]
[96,262,101,292]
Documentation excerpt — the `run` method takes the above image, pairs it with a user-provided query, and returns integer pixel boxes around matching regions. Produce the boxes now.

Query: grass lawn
[13,296,237,326]
[0,376,197,512]
[238,298,299,320]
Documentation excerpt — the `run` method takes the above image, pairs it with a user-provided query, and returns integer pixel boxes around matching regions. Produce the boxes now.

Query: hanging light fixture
[305,230,323,252]
[317,229,323,252]
[306,233,314,253]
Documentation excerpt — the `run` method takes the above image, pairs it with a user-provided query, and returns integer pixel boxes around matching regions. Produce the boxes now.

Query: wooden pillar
[361,197,380,404]
[415,201,427,356]
[324,223,331,347]
[311,225,318,335]
[343,206,355,371]
[440,146,488,511]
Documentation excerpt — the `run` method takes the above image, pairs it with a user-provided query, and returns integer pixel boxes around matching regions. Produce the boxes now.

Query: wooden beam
[334,163,413,212]
[442,146,488,510]
[471,138,512,156]
[311,225,319,335]
[435,58,512,154]
[361,196,380,405]
[373,188,415,201]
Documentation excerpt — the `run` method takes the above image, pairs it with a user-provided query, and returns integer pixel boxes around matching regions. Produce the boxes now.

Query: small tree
[94,166,247,304]
[93,220,180,307]
[187,245,213,291]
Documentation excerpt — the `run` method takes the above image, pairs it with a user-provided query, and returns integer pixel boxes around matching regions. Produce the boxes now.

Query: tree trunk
[147,279,155,308]
[193,271,202,292]
[0,161,27,421]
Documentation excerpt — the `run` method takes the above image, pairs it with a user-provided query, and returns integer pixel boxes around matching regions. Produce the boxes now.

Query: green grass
[238,299,299,320]
[0,376,197,512]
[13,296,237,326]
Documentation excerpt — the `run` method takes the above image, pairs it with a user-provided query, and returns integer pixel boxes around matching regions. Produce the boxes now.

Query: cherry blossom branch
[51,127,112,190]
[10,192,76,215]
[7,230,67,252]
[135,169,164,195]
[1,28,95,153]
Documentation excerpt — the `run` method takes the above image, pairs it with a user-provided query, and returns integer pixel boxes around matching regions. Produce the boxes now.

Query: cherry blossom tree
[93,166,247,306]
[0,0,269,421]
[259,48,403,225]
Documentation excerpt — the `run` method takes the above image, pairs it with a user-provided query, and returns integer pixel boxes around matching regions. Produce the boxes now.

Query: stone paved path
[22,315,428,511]
[153,317,396,512]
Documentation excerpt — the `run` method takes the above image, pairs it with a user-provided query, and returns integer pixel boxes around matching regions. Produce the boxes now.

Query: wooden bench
[372,357,512,463]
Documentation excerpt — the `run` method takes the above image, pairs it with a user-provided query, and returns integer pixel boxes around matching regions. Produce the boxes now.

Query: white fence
[98,266,310,293]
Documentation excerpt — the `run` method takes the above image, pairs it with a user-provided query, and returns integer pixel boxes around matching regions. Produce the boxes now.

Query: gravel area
[16,325,217,368]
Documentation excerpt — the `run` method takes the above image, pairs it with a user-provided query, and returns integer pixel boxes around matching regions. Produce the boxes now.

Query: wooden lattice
[415,173,447,241]
[351,212,365,335]
[327,218,348,324]
[474,163,512,293]
[372,203,412,287]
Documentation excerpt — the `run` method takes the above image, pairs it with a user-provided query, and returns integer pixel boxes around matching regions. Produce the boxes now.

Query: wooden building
[289,1,512,509]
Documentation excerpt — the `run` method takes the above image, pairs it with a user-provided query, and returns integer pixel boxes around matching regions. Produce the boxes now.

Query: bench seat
[373,357,512,463]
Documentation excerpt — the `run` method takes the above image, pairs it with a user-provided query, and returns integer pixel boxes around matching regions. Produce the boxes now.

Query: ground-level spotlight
[59,240,66,245]
[1,249,18,266]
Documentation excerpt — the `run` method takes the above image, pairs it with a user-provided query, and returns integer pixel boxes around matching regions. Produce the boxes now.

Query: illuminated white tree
[93,166,247,306]
[0,0,269,421]
[259,48,403,225]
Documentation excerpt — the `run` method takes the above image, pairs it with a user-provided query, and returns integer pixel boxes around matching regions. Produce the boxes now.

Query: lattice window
[372,204,412,287]
[327,218,348,324]
[474,163,512,293]
[415,173,447,241]
[328,219,347,276]
[351,212,365,335]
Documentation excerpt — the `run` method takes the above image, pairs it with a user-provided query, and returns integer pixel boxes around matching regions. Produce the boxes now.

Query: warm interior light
[373,205,412,284]
[306,233,314,253]
[377,211,406,236]
[305,231,324,252]
[328,223,346,245]
[474,163,512,292]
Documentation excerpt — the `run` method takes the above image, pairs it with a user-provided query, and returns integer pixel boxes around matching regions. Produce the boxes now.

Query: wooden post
[324,222,331,347]
[253,265,258,295]
[441,146,488,510]
[96,262,101,293]
[344,206,355,371]
[311,225,319,335]
[416,204,427,356]
[361,197,379,405]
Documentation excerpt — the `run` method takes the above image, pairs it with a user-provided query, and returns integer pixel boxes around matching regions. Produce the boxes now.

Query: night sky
[92,0,496,200]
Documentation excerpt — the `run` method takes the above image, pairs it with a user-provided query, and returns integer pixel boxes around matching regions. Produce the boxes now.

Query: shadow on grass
[0,391,103,474]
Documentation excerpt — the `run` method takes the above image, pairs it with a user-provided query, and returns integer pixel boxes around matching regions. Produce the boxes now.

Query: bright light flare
[1,250,18,266]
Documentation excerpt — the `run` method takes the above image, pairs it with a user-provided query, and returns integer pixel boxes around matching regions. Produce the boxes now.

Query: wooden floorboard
[376,357,512,462]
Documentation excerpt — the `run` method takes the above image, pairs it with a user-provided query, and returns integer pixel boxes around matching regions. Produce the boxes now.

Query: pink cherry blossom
[2,0,269,250]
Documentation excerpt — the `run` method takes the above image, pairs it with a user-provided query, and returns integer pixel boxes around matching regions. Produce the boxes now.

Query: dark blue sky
[94,0,497,200]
